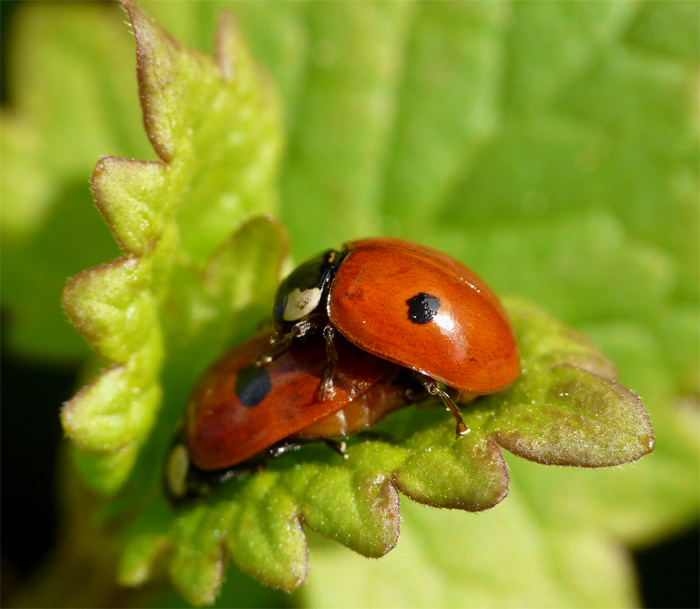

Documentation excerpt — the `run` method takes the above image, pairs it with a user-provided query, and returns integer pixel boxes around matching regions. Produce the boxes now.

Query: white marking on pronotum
[283,287,322,321]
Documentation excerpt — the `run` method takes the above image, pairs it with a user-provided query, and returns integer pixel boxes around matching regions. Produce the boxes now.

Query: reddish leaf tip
[214,10,240,80]
[120,0,180,163]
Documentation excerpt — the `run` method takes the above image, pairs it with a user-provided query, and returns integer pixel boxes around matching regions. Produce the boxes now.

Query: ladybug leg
[266,440,306,459]
[319,325,338,400]
[323,438,349,459]
[257,315,325,366]
[256,331,293,366]
[415,373,470,437]
[269,437,347,460]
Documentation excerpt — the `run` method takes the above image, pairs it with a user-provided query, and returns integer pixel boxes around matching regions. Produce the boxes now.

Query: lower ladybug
[265,237,520,436]
[166,331,420,501]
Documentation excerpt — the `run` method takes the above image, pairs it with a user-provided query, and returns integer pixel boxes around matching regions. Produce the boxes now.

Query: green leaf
[226,474,309,592]
[393,426,509,511]
[484,299,654,468]
[59,0,283,493]
[119,297,654,603]
[490,364,653,467]
[304,496,639,608]
[169,503,229,606]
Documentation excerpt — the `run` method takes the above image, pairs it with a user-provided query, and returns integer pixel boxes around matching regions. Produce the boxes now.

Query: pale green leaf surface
[393,425,509,512]
[381,2,507,234]
[280,2,417,252]
[303,495,636,609]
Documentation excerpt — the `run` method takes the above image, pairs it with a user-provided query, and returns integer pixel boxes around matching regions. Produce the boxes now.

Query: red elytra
[328,237,520,395]
[186,331,411,471]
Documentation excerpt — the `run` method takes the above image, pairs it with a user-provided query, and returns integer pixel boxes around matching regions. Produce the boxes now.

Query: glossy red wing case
[186,332,394,471]
[329,238,519,394]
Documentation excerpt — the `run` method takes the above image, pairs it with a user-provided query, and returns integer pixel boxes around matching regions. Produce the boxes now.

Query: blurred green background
[1,1,698,607]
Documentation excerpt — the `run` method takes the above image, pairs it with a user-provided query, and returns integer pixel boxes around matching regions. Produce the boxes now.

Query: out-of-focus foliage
[58,0,284,493]
[1,1,697,608]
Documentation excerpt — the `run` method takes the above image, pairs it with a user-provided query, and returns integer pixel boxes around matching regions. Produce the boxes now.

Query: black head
[273,249,344,329]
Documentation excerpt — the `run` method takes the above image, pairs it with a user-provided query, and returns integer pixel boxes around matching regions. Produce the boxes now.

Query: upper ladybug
[268,237,520,435]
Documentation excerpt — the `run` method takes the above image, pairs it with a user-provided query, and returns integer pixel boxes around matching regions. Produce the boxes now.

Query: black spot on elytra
[406,292,441,324]
[235,365,272,407]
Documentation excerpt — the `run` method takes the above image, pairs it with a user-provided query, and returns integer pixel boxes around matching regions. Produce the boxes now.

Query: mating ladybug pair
[166,237,519,501]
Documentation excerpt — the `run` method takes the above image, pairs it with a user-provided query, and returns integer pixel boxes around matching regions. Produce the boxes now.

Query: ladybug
[265,237,520,436]
[166,330,420,501]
